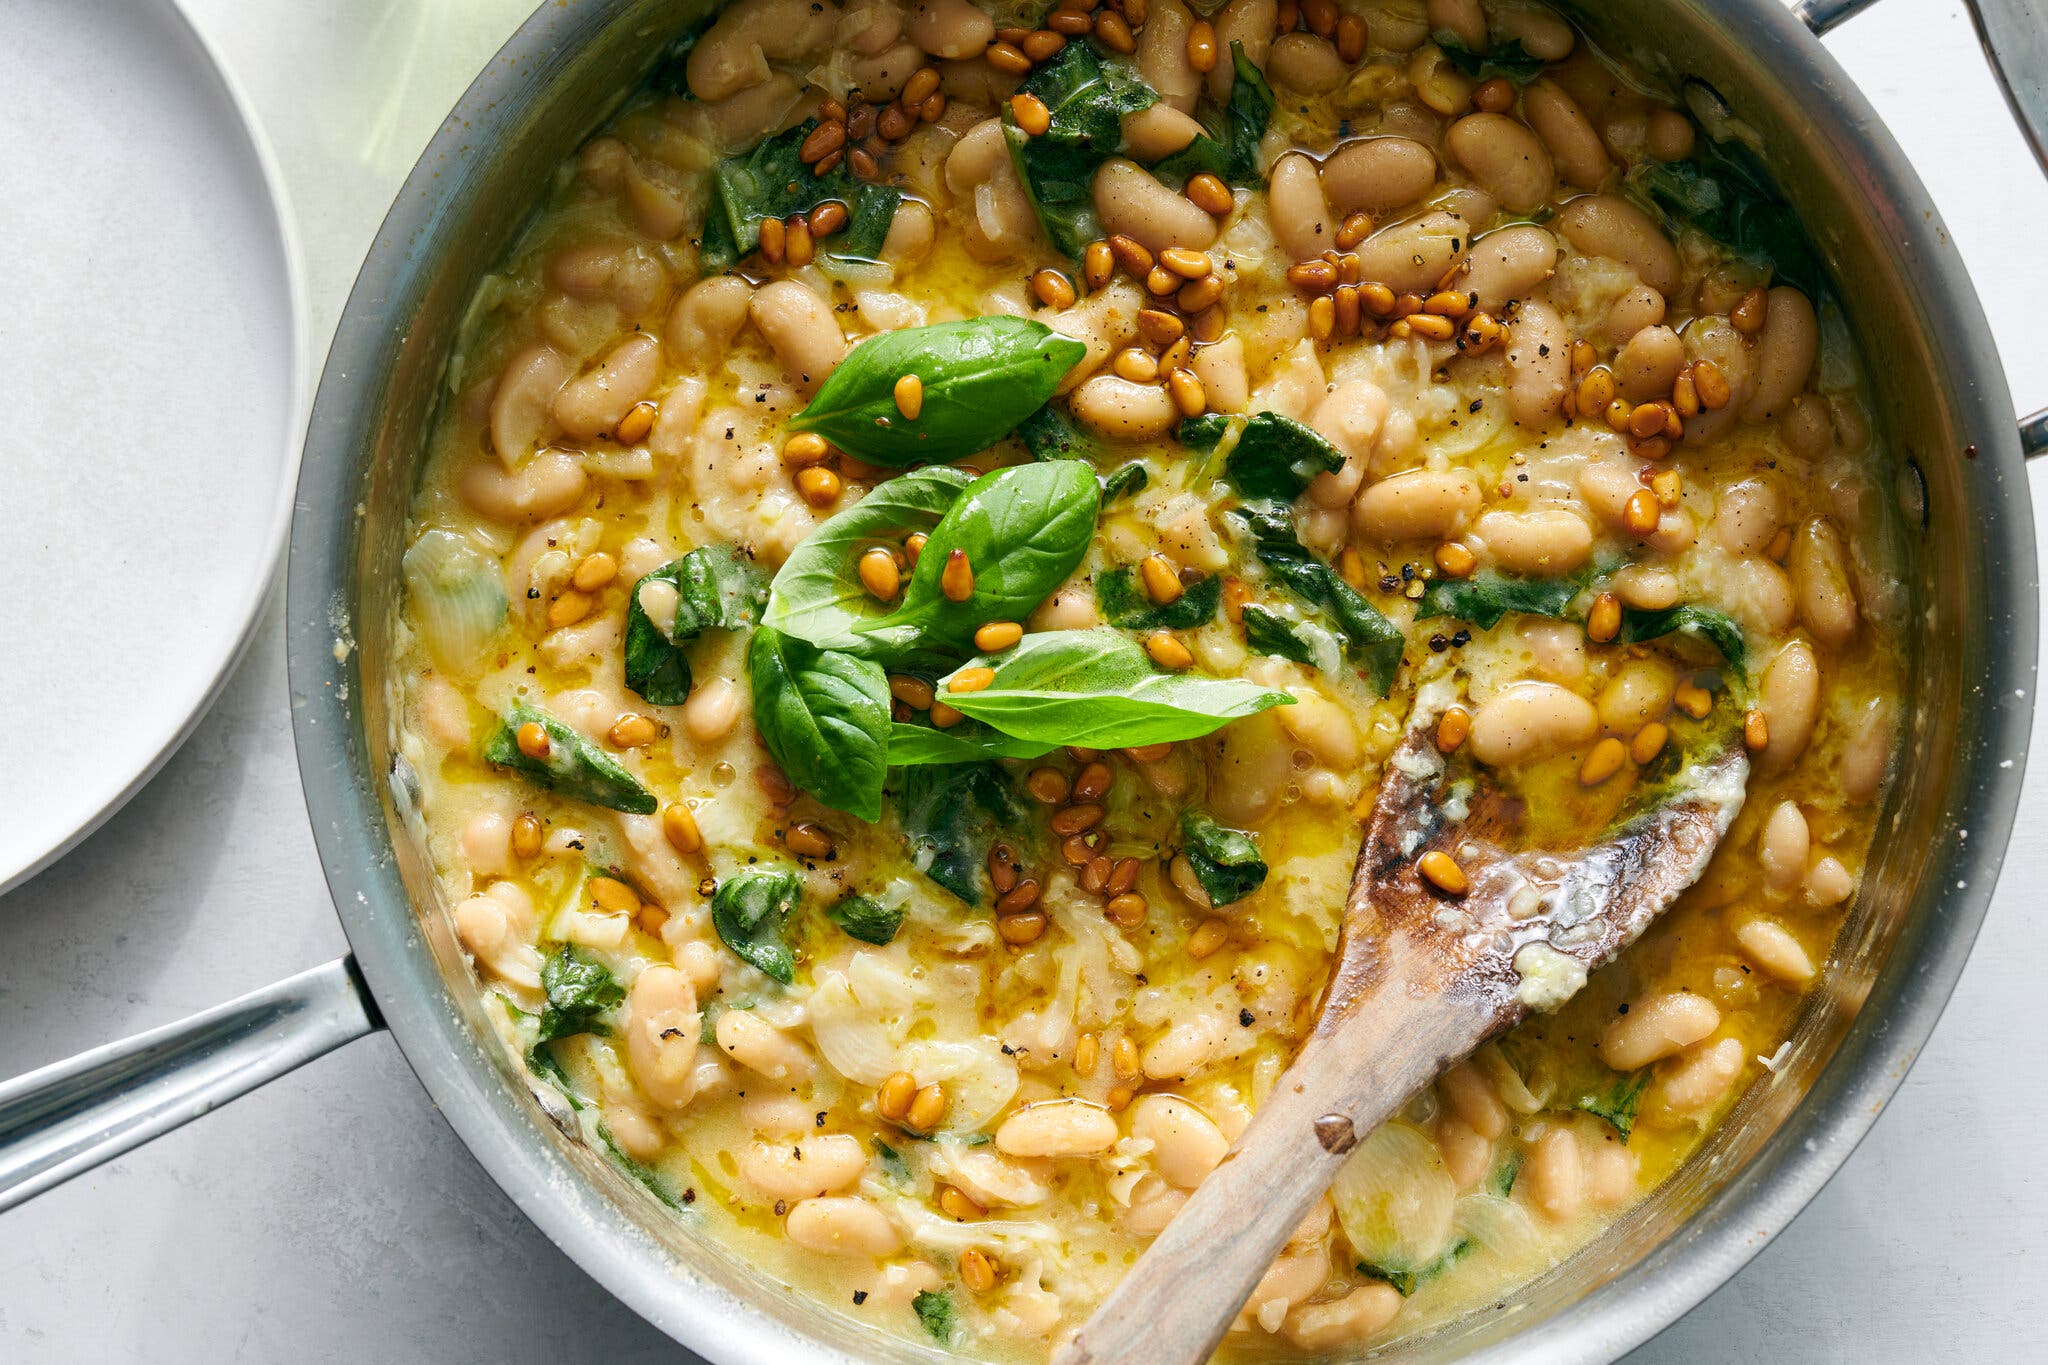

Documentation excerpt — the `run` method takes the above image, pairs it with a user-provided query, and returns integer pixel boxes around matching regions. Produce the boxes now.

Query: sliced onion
[1331,1120,1457,1274]
[403,529,506,670]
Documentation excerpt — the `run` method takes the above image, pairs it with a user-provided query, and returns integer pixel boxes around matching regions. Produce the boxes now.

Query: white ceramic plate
[0,0,305,893]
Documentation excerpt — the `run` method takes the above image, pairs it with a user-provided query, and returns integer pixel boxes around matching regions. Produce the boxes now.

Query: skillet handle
[0,957,380,1213]
[1795,0,2048,456]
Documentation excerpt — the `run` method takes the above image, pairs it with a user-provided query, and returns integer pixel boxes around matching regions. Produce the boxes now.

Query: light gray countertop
[2,2,2044,1360]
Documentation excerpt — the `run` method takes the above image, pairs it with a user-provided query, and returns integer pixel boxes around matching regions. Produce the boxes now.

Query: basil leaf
[1177,411,1234,452]
[1096,568,1221,631]
[1150,42,1274,185]
[533,946,625,1045]
[1018,402,1102,462]
[711,867,803,985]
[748,626,892,821]
[623,547,767,705]
[1006,41,1159,258]
[1434,33,1546,84]
[1239,604,1322,668]
[1486,1150,1523,1198]
[1619,604,1748,677]
[791,318,1088,465]
[1577,1070,1652,1142]
[1224,412,1346,501]
[1415,571,1583,632]
[763,466,975,652]
[698,120,901,271]
[1180,810,1267,906]
[828,894,903,945]
[484,703,657,814]
[1359,1237,1474,1297]
[598,1120,683,1208]
[897,763,1022,905]
[936,628,1292,747]
[1628,135,1823,295]
[860,461,1100,656]
[1236,509,1406,694]
[887,720,1058,766]
[913,1290,959,1346]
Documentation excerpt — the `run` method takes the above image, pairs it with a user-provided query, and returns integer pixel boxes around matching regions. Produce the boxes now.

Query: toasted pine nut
[1587,591,1622,643]
[547,590,593,629]
[1744,708,1770,750]
[512,813,544,859]
[941,548,974,601]
[1186,172,1233,216]
[1084,240,1116,290]
[906,1083,947,1132]
[786,821,835,859]
[1187,919,1229,958]
[858,547,901,600]
[1436,706,1471,753]
[1011,92,1052,136]
[1146,631,1194,670]
[949,665,996,693]
[795,465,842,507]
[1580,737,1627,785]
[608,713,658,748]
[516,721,551,759]
[1026,766,1070,804]
[877,1071,916,1121]
[1631,721,1669,765]
[1434,541,1478,578]
[1140,553,1184,605]
[1418,850,1469,896]
[1031,267,1076,310]
[662,802,702,854]
[893,373,924,420]
[974,620,1024,652]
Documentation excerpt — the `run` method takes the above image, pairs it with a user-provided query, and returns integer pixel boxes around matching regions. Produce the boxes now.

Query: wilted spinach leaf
[1180,810,1267,906]
[913,1289,959,1345]
[483,703,657,814]
[623,546,766,706]
[534,946,625,1047]
[1018,402,1101,462]
[1359,1236,1475,1296]
[1095,567,1221,631]
[699,120,902,271]
[1004,40,1159,258]
[1151,41,1275,185]
[1236,508,1405,694]
[1629,135,1824,296]
[1415,570,1585,631]
[896,763,1022,906]
[711,867,804,984]
[1100,461,1149,502]
[1240,603,1321,667]
[828,893,904,945]
[1577,1069,1652,1142]
[1224,411,1346,501]
[1619,604,1748,677]
[1434,34,1545,84]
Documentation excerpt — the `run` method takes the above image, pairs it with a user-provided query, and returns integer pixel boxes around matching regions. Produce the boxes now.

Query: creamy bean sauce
[395,0,1903,1354]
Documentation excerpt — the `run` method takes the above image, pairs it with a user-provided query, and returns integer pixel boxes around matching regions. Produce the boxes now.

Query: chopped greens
[1004,40,1158,258]
[875,1139,914,1186]
[483,703,657,814]
[533,946,624,1048]
[1177,411,1233,453]
[827,893,904,946]
[1223,411,1346,502]
[1433,34,1546,84]
[1485,1151,1523,1198]
[1358,1236,1474,1296]
[1180,810,1267,907]
[623,546,766,706]
[1415,570,1585,631]
[598,1121,683,1208]
[897,763,1022,907]
[1628,135,1825,296]
[1578,1069,1653,1142]
[1619,604,1748,677]
[913,1289,959,1345]
[698,120,902,271]
[1018,402,1101,462]
[1240,603,1321,667]
[1236,508,1405,694]
[1100,461,1149,502]
[710,867,804,985]
[1095,567,1221,631]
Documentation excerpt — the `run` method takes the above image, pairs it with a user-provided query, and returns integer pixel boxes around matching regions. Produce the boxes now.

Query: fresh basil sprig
[1003,41,1159,258]
[763,466,974,654]
[887,721,1058,766]
[790,319,1087,465]
[935,628,1292,748]
[859,461,1100,657]
[748,626,892,821]
[1236,509,1406,695]
[1180,810,1267,907]
[483,703,657,814]
[711,867,803,984]
[827,894,903,946]
[897,764,1022,906]
[1224,412,1346,501]
[623,546,766,705]
[1096,568,1221,631]
[1151,41,1275,185]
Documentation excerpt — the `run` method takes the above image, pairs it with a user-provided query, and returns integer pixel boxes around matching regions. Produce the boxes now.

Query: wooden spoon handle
[1056,937,1498,1365]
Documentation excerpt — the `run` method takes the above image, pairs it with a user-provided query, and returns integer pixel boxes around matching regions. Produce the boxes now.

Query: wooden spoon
[1058,679,1748,1364]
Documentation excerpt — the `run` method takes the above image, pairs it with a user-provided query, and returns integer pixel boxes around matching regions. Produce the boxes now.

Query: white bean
[461,810,515,879]
[1505,298,1569,427]
[881,199,934,265]
[1427,0,1487,50]
[906,0,990,58]
[679,74,805,154]
[1469,682,1599,766]
[459,448,587,523]
[667,277,753,361]
[1741,287,1819,422]
[686,0,837,101]
[1497,2,1577,56]
[1121,1176,1190,1235]
[453,882,542,989]
[1306,378,1388,504]
[1129,1095,1229,1188]
[1266,152,1335,260]
[1441,1061,1507,1139]
[554,333,661,440]
[1351,210,1468,294]
[715,1009,814,1080]
[1320,136,1439,216]
[1283,1284,1403,1350]
[739,1136,869,1200]
[1757,800,1810,891]
[839,0,903,54]
[1596,657,1675,734]
[1839,696,1896,803]
[1207,0,1278,100]
[845,42,923,102]
[1093,158,1219,253]
[995,1100,1121,1158]
[1655,1037,1746,1114]
[1612,563,1680,610]
[1267,33,1347,92]
[1528,1125,1583,1222]
[1446,113,1555,213]
[1278,687,1363,767]
[1071,374,1179,440]
[1806,856,1856,906]
[784,1196,902,1256]
[1713,479,1780,555]
[1523,80,1610,188]
[1436,1113,1492,1189]
[683,676,741,741]
[1353,469,1481,543]
[1599,991,1721,1071]
[625,965,702,1110]
[1122,103,1205,161]
[1791,516,1859,646]
[1472,508,1593,575]
[1211,709,1291,825]
[1734,917,1815,985]
[1616,325,1685,402]
[1191,332,1249,413]
[1587,1138,1638,1207]
[1137,0,1202,111]
[490,342,569,467]
[1142,1013,1226,1079]
[1759,640,1821,771]
[1556,194,1680,294]
[1461,225,1559,311]
[749,280,845,391]
[1605,283,1666,343]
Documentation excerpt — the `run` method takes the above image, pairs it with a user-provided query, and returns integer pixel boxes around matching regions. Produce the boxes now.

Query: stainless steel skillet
[2,0,2044,1360]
